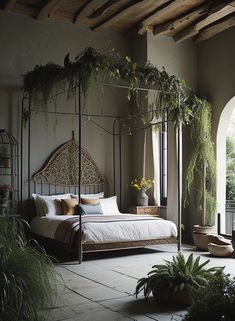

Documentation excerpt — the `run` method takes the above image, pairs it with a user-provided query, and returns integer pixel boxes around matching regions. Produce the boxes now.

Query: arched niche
[216,96,235,233]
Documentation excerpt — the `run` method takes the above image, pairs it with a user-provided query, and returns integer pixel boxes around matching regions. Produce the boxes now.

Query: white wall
[147,33,198,227]
[0,12,131,214]
[198,26,235,233]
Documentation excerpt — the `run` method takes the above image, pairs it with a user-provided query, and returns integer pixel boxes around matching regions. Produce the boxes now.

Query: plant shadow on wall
[22,46,216,230]
[0,219,57,321]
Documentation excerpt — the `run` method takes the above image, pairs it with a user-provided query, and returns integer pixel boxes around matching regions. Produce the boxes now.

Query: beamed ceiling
[1,0,235,43]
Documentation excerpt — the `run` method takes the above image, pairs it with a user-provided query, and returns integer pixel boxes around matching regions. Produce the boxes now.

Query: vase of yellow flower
[130,178,154,206]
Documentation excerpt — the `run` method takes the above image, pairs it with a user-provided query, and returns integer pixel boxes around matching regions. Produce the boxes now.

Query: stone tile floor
[48,244,235,321]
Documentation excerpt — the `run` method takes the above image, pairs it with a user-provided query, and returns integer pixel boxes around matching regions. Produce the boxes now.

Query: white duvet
[30,214,177,244]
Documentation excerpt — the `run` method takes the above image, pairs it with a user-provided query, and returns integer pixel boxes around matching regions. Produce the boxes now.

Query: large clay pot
[137,189,149,206]
[193,225,215,251]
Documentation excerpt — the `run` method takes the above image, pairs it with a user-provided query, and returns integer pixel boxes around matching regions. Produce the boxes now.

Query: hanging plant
[22,47,217,226]
[23,63,63,111]
[184,96,216,226]
[22,47,194,127]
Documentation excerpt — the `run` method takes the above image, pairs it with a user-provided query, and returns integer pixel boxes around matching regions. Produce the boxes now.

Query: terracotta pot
[208,243,234,257]
[152,287,192,306]
[193,225,215,251]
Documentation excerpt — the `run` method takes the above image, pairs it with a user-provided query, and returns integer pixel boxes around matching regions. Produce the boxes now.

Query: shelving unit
[0,129,20,216]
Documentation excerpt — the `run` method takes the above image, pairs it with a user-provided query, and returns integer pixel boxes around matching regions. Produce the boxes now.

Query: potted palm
[184,99,216,250]
[135,252,223,306]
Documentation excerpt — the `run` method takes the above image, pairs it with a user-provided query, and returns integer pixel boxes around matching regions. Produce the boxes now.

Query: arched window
[217,97,235,235]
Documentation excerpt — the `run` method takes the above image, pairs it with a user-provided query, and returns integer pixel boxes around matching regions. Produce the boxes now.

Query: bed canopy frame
[21,49,183,262]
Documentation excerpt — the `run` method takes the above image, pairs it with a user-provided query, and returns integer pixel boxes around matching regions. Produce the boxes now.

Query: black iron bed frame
[20,78,182,263]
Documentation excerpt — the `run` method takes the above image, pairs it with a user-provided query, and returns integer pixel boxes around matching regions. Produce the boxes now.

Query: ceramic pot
[137,189,148,206]
[193,225,215,251]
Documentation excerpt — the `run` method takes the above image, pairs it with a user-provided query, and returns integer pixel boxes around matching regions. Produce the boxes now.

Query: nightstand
[128,206,160,216]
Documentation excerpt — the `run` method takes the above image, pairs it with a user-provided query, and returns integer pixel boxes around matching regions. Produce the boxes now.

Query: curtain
[152,129,161,206]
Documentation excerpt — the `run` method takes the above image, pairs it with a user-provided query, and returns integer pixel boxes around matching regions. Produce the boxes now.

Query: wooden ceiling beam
[74,0,110,24]
[4,0,17,11]
[138,0,194,35]
[195,12,235,43]
[37,0,65,20]
[92,0,155,31]
[153,2,212,36]
[174,0,235,43]
[12,2,74,23]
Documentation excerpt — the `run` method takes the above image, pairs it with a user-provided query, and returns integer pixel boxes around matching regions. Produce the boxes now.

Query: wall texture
[0,12,131,213]
[147,33,198,227]
[198,27,235,232]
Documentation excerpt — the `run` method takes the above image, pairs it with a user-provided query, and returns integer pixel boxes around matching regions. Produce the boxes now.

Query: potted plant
[183,272,235,321]
[0,219,57,321]
[130,178,154,206]
[184,98,217,250]
[135,252,223,306]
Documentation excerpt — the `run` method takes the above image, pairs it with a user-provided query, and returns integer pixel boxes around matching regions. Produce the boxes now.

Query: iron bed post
[28,95,32,218]
[78,77,83,264]
[118,117,122,210]
[20,96,25,216]
[177,100,182,252]
[112,119,116,196]
[112,117,122,208]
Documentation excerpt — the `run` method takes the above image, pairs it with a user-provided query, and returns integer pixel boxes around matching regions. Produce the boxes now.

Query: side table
[128,205,160,216]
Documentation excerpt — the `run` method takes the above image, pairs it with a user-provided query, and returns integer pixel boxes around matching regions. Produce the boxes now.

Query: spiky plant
[0,219,57,321]
[135,252,223,301]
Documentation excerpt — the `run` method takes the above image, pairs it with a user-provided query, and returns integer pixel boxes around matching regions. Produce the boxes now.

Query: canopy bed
[21,46,212,263]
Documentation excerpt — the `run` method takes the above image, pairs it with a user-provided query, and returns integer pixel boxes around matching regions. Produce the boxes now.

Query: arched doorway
[217,96,235,234]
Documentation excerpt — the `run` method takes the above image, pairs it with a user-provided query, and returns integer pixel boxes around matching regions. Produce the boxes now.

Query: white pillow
[32,193,71,216]
[99,196,120,215]
[71,192,104,199]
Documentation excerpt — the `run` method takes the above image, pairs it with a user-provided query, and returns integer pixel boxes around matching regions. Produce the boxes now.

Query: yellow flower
[130,178,154,191]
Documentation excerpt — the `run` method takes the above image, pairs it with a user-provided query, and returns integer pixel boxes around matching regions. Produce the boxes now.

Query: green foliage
[23,47,216,221]
[184,273,235,321]
[0,219,57,321]
[135,252,223,300]
[184,97,216,226]
[226,136,235,200]
[23,47,195,127]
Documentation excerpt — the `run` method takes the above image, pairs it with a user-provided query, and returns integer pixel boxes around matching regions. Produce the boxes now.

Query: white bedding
[30,214,177,244]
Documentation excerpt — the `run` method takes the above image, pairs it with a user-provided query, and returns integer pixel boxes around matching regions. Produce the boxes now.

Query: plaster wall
[147,33,198,227]
[0,12,131,214]
[198,27,235,233]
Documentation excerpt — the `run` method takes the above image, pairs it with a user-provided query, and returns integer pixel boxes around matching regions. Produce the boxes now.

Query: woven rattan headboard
[32,138,104,194]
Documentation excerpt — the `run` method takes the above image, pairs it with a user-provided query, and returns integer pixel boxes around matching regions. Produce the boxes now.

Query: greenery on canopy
[23,46,216,226]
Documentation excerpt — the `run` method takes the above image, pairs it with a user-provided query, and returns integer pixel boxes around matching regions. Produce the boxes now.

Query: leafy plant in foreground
[0,219,57,321]
[135,252,223,303]
[184,273,235,321]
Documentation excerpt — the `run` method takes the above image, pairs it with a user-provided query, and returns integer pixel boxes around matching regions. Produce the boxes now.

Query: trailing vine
[23,46,216,226]
[184,97,216,225]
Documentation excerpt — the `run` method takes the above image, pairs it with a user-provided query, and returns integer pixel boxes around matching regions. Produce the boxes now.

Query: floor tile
[47,244,235,321]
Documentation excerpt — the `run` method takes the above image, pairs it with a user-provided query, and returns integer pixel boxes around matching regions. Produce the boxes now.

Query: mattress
[30,214,177,244]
